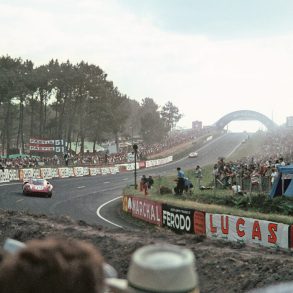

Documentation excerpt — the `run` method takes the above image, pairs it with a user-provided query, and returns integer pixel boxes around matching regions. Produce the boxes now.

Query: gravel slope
[1,210,293,293]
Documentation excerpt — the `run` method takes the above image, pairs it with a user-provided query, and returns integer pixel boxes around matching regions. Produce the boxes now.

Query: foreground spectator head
[107,243,199,293]
[0,237,105,293]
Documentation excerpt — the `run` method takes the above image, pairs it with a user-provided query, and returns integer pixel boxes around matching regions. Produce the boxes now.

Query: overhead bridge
[213,110,278,131]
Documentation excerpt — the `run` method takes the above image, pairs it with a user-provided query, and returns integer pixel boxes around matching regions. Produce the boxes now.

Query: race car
[188,152,198,158]
[22,178,53,198]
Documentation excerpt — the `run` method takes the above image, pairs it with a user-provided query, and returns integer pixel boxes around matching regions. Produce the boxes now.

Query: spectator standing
[64,152,69,167]
[147,175,154,189]
[140,175,148,191]
[231,181,244,196]
[271,167,278,185]
[176,167,185,195]
[194,165,202,188]
[184,177,194,194]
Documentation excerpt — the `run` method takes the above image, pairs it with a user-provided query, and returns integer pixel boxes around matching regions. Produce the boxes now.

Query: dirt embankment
[1,210,293,293]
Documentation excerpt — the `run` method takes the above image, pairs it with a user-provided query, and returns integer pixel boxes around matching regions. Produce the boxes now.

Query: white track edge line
[96,196,123,229]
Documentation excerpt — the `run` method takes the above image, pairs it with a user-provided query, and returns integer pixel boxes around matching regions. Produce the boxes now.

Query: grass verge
[124,132,293,225]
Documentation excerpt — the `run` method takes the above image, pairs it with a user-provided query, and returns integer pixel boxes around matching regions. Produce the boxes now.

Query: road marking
[96,196,123,229]
[77,186,86,189]
[122,178,128,181]
[16,199,24,202]
[103,181,110,184]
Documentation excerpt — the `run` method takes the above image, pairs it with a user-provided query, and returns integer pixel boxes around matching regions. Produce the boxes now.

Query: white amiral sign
[206,213,289,249]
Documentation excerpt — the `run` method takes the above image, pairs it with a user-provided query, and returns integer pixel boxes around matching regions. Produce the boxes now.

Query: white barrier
[101,167,110,175]
[145,156,173,168]
[0,170,10,183]
[19,169,34,181]
[8,169,19,181]
[51,168,59,178]
[58,167,71,178]
[73,167,84,177]
[0,155,173,183]
[83,167,90,176]
[110,166,119,174]
[40,168,53,179]
[89,167,99,176]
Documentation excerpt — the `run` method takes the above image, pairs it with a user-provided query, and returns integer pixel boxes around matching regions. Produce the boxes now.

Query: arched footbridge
[214,110,278,131]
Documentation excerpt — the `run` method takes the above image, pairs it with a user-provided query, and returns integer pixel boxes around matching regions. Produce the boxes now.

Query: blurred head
[0,237,105,293]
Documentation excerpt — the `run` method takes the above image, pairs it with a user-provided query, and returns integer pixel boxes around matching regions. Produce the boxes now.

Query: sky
[1,0,293,132]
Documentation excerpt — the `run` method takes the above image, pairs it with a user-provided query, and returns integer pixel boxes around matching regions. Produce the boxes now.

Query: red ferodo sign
[206,213,289,249]
[131,197,162,226]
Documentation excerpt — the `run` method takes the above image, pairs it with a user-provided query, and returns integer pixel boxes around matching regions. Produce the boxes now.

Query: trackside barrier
[122,195,291,250]
[101,168,110,175]
[83,167,89,176]
[19,168,34,181]
[89,167,100,176]
[58,167,71,178]
[51,168,59,178]
[9,169,19,182]
[115,163,141,171]
[162,204,195,234]
[0,170,10,183]
[139,161,146,169]
[33,169,41,178]
[110,166,119,174]
[145,156,173,168]
[0,155,173,184]
[206,213,289,249]
[130,196,162,226]
[40,168,53,179]
[73,167,84,177]
[118,165,127,172]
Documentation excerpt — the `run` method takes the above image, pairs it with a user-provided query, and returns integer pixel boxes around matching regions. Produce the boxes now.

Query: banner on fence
[131,197,162,226]
[206,213,289,249]
[162,204,194,233]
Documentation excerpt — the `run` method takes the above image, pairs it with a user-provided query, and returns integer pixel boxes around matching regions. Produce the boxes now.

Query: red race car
[22,178,53,198]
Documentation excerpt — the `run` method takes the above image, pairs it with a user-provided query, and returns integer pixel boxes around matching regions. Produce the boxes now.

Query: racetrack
[2,132,293,293]
[0,133,247,229]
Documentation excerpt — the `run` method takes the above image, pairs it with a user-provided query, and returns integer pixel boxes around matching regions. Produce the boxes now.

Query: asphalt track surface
[0,133,247,230]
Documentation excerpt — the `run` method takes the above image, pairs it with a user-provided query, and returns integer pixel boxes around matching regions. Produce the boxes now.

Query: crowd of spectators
[212,128,293,192]
[2,127,293,176]
[0,129,197,169]
[138,130,196,158]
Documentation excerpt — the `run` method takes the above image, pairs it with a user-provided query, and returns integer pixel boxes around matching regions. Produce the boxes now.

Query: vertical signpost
[133,144,138,189]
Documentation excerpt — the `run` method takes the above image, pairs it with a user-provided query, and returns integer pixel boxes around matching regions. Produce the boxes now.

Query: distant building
[192,120,202,130]
[286,116,293,127]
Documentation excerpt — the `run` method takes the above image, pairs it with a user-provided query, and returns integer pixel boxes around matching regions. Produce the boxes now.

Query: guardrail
[0,156,173,183]
[122,194,293,251]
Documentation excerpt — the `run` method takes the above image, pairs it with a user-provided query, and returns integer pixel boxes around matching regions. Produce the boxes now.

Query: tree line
[0,55,183,155]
